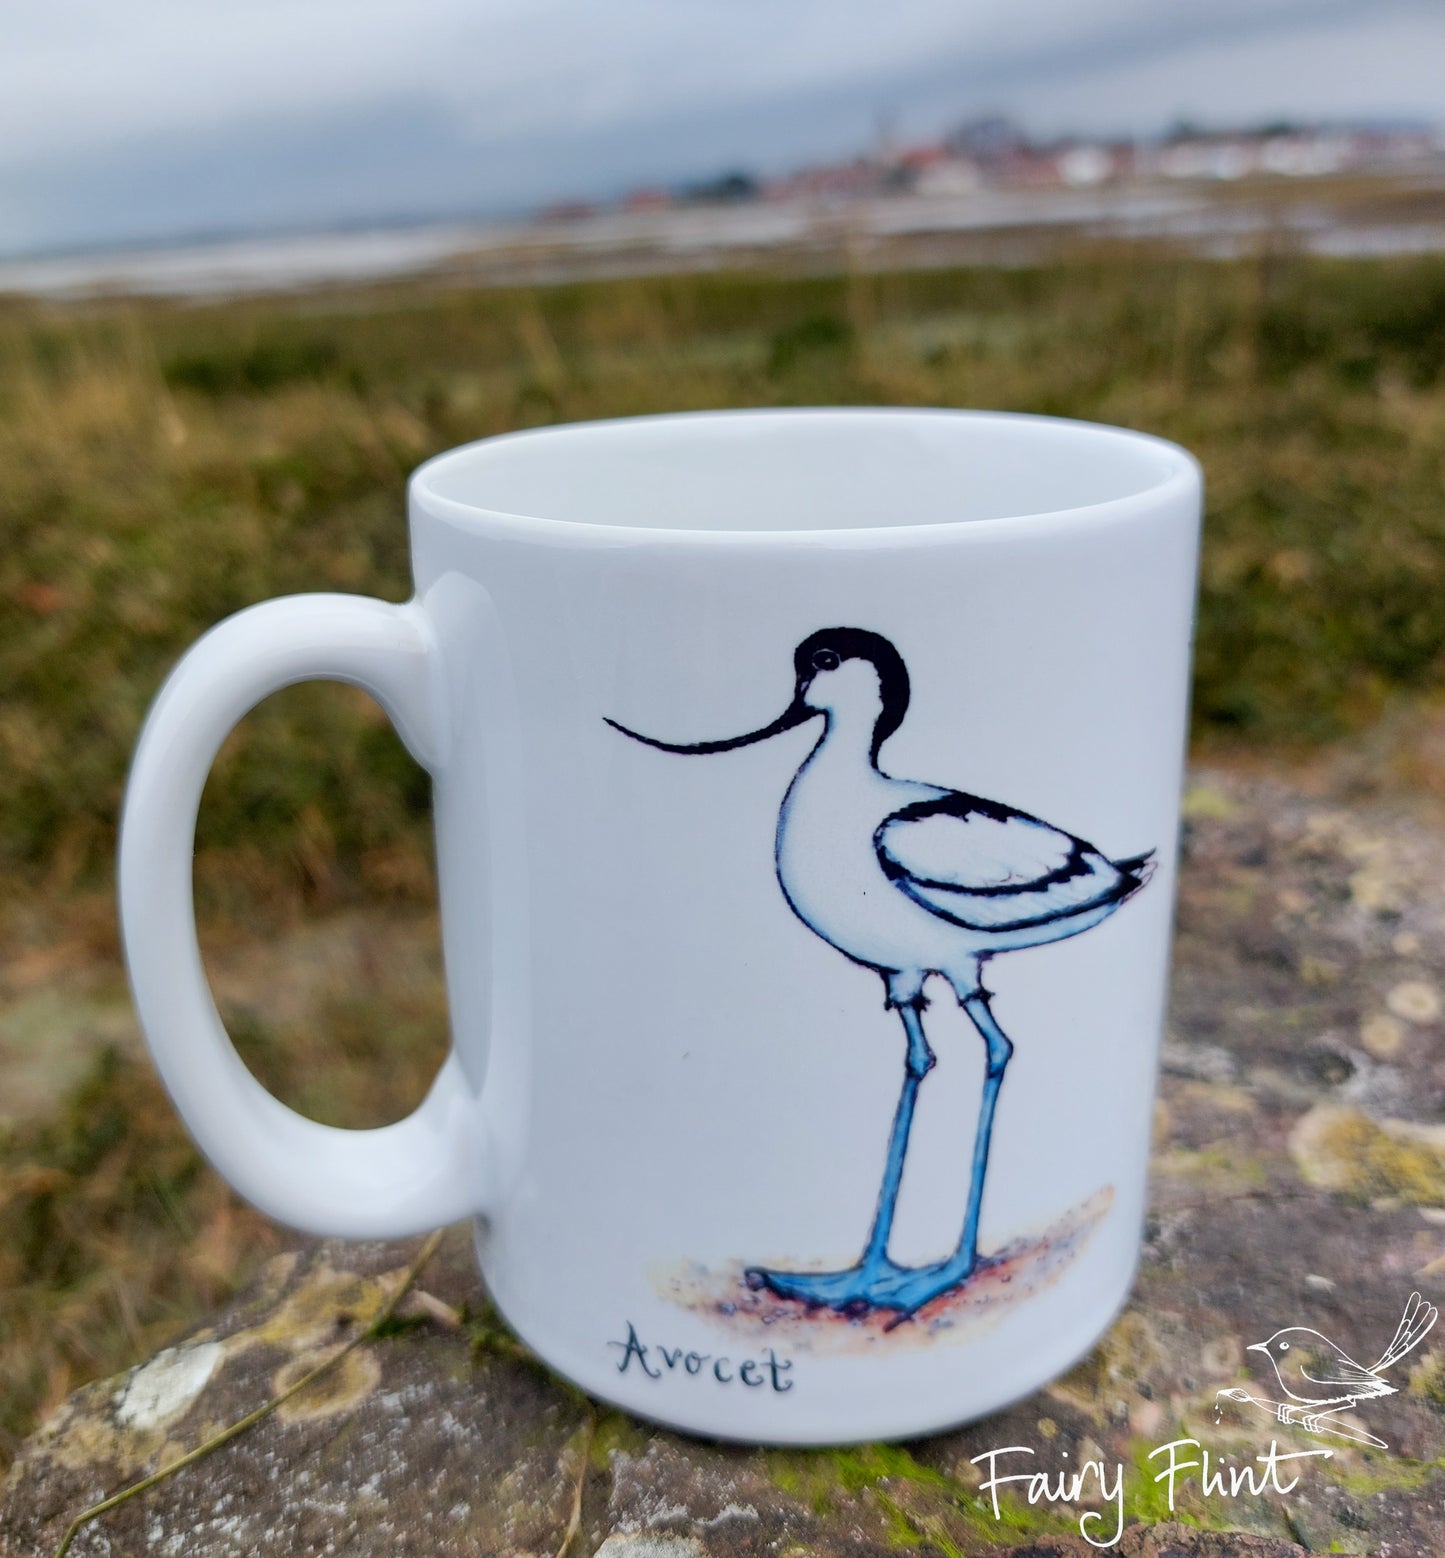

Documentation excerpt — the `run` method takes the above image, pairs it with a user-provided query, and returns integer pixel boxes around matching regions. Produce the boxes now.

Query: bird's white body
[776,732,960,987]
[775,662,1141,1000]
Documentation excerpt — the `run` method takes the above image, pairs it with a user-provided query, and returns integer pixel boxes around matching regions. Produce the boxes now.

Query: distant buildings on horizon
[541,114,1445,221]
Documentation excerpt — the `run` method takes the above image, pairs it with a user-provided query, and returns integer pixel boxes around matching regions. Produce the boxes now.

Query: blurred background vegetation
[2,247,1445,1463]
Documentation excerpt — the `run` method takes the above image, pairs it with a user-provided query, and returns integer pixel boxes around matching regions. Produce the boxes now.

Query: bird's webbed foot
[744,1261,910,1313]
[744,1254,978,1316]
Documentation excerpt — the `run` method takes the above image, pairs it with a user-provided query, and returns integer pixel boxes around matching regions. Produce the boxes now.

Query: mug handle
[118,593,482,1237]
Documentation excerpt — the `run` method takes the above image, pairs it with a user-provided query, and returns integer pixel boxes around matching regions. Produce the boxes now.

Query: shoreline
[3,171,1444,301]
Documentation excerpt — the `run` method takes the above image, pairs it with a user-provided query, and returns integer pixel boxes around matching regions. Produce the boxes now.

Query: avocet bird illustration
[607,628,1154,1316]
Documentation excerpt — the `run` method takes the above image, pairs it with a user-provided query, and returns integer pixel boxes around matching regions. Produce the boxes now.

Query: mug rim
[409,405,1201,546]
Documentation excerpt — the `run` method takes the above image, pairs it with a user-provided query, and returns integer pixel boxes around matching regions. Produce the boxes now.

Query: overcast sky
[2,0,1443,257]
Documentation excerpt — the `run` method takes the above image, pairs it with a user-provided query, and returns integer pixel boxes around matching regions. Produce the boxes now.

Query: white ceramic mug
[120,408,1201,1444]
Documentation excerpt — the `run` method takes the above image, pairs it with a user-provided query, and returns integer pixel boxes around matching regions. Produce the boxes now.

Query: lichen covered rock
[4,770,1444,1556]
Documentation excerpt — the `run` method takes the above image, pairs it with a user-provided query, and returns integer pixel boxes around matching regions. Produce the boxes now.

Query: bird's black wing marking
[1374,1292,1439,1372]
[874,792,1153,933]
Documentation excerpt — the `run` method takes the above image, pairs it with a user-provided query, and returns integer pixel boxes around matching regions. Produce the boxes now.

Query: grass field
[2,248,1444,1463]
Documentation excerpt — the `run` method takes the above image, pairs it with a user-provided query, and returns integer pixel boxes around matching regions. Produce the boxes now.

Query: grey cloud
[0,0,1440,256]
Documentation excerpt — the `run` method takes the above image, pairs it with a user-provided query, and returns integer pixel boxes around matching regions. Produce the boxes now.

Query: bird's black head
[605,625,910,764]
[790,628,910,762]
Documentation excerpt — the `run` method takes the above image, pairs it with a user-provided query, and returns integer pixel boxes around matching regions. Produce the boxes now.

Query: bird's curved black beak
[1247,1343,1267,1356]
[605,689,817,754]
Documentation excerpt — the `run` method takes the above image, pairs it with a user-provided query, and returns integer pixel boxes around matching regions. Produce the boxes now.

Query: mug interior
[413,408,1193,534]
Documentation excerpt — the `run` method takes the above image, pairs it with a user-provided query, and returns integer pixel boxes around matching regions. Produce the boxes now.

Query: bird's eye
[812,649,840,672]
[1279,1342,1289,1351]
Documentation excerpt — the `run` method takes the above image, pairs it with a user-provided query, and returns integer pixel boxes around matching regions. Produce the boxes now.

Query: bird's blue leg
[860,999,935,1269]
[745,991,934,1312]
[952,990,1014,1274]
[865,983,1013,1315]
